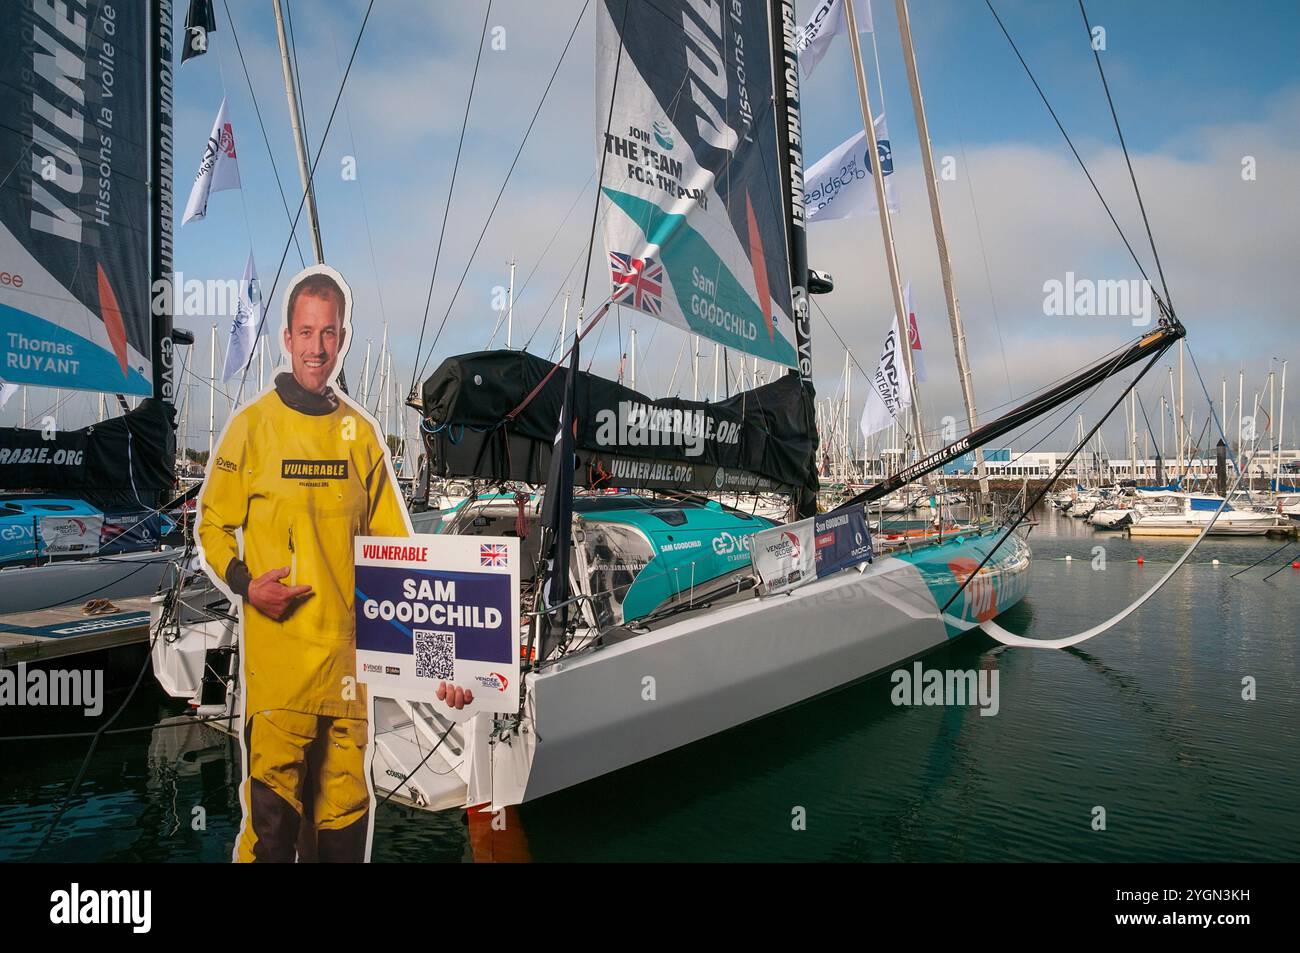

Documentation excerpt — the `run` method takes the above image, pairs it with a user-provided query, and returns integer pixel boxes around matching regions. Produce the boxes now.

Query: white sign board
[354,534,520,716]
[38,515,104,557]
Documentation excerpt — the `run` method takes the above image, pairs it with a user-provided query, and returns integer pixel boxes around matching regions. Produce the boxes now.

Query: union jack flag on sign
[480,543,509,567]
[609,252,663,316]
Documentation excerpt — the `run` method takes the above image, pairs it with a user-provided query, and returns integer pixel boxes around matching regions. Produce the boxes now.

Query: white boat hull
[468,540,1030,809]
[0,548,183,615]
[1128,518,1274,537]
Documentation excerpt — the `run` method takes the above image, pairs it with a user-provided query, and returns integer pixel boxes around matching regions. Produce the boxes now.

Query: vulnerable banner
[420,349,818,497]
[0,1,156,396]
[355,534,520,716]
[751,504,872,595]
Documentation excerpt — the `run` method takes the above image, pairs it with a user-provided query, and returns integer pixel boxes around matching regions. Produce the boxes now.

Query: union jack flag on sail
[609,252,663,316]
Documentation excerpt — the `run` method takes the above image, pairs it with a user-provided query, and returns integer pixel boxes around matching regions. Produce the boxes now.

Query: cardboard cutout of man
[197,265,469,863]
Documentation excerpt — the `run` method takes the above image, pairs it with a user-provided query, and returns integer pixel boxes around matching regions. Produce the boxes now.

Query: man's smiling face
[284,292,345,394]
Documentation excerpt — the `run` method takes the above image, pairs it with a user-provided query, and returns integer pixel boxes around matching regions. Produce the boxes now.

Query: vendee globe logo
[474,672,510,692]
[653,119,674,151]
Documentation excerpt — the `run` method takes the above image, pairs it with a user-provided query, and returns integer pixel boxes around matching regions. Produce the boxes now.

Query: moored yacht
[1128,493,1276,536]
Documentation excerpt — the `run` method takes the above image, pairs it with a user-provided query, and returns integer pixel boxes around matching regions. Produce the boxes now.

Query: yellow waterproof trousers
[235,710,370,863]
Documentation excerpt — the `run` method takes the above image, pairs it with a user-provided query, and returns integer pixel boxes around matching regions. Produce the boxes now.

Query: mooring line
[980,393,1272,649]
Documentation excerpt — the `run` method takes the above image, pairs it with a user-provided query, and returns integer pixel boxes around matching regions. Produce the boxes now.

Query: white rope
[979,392,1271,649]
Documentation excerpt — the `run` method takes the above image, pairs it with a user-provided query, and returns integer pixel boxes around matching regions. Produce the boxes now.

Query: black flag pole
[536,0,630,664]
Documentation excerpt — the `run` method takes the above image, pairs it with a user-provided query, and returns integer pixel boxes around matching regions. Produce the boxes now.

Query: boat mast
[843,350,852,479]
[1130,388,1137,480]
[149,0,176,423]
[1237,369,1244,476]
[1221,375,1227,476]
[560,290,569,352]
[844,0,927,459]
[771,0,819,516]
[208,322,217,463]
[506,258,516,349]
[272,0,324,264]
[1177,340,1185,481]
[1278,360,1287,493]
[771,1,812,386]
[1268,367,1276,492]
[629,328,637,391]
[894,0,986,499]
[363,338,374,406]
[692,336,699,401]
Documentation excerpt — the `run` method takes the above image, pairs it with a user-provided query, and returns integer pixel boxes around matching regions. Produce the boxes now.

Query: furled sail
[420,350,818,496]
[1,1,159,396]
[597,0,799,367]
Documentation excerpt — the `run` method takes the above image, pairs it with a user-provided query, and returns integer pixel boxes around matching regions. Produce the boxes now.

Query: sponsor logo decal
[281,459,347,480]
[652,119,674,151]
[947,557,999,622]
[712,530,754,557]
[214,455,237,472]
[761,530,802,560]
[474,672,511,692]
[219,121,237,158]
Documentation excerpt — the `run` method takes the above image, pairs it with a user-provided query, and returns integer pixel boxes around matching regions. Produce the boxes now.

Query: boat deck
[0,595,153,667]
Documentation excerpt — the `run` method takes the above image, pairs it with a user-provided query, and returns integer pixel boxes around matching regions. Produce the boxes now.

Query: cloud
[805,85,1300,451]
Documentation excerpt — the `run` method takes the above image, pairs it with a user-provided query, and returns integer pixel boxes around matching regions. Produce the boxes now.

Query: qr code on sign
[414,629,455,680]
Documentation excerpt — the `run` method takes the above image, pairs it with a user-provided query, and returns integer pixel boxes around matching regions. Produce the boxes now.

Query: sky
[8,0,1300,463]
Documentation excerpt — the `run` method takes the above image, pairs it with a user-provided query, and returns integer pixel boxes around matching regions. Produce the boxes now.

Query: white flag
[183,97,241,226]
[805,113,897,222]
[796,0,873,79]
[903,283,926,382]
[221,252,262,382]
[860,315,912,440]
[0,380,17,411]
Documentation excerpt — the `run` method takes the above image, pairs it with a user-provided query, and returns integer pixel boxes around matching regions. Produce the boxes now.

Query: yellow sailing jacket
[198,376,409,718]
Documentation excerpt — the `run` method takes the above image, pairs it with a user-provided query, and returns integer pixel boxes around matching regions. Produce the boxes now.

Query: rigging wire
[982,388,1274,648]
[407,0,495,399]
[331,29,393,387]
[375,720,457,808]
[221,0,307,269]
[1076,0,1173,314]
[940,346,1168,615]
[514,168,598,343]
[983,0,1168,319]
[410,0,593,390]
[957,138,1014,403]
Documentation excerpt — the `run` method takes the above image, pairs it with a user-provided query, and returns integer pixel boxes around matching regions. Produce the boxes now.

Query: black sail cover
[0,398,176,500]
[420,350,817,497]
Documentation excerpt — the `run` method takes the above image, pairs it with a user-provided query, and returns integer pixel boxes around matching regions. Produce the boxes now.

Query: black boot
[248,779,302,863]
[316,813,369,863]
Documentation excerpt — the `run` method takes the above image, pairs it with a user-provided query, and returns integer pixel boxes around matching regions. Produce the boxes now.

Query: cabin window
[578,521,654,628]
